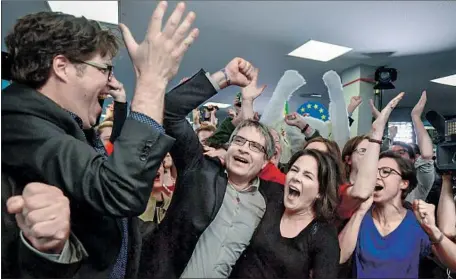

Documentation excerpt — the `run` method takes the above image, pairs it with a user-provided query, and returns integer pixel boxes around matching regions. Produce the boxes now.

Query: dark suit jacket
[138,70,284,279]
[1,83,175,278]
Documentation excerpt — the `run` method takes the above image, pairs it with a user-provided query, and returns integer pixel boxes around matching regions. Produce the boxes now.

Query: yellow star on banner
[319,108,324,113]
[321,115,327,120]
[314,104,319,109]
[300,107,306,113]
[307,104,312,109]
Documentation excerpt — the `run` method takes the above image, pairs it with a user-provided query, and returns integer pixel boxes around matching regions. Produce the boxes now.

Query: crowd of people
[2,1,456,278]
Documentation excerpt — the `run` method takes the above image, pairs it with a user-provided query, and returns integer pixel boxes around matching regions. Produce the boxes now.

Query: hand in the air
[411,91,427,118]
[285,112,308,131]
[241,68,266,101]
[120,1,199,82]
[371,92,404,139]
[348,96,363,114]
[225,58,256,87]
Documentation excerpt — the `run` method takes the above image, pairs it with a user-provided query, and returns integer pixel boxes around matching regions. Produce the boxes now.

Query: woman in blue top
[339,150,455,278]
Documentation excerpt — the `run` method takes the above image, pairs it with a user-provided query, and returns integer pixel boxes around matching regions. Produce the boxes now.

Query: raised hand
[7,183,70,254]
[225,57,256,87]
[369,99,381,119]
[413,199,438,235]
[241,68,266,101]
[411,91,427,118]
[203,146,227,165]
[119,1,199,83]
[347,96,363,115]
[371,92,404,139]
[107,76,126,103]
[285,112,308,131]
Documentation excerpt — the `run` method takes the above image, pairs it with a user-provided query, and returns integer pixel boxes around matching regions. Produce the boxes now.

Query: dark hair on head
[5,11,120,89]
[409,142,421,156]
[342,135,370,181]
[391,141,416,159]
[287,149,341,222]
[230,119,275,160]
[303,137,346,185]
[379,150,418,199]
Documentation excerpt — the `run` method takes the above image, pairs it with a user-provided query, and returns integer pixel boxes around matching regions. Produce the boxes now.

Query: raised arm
[342,93,405,211]
[438,174,456,238]
[405,91,435,201]
[238,68,266,121]
[163,70,219,172]
[411,91,433,160]
[164,57,256,172]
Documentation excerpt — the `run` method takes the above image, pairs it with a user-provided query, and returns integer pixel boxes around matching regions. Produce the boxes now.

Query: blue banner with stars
[297,101,330,121]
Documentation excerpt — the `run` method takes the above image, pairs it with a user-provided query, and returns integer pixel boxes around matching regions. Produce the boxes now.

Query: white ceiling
[2,1,456,116]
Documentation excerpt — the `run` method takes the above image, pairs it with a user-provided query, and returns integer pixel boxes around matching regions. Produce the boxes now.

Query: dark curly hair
[5,11,120,89]
[287,149,341,222]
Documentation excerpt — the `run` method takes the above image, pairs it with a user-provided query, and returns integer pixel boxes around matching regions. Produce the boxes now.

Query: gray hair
[229,119,275,160]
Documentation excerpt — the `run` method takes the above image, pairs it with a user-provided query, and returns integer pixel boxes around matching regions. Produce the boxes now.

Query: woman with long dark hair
[229,149,341,278]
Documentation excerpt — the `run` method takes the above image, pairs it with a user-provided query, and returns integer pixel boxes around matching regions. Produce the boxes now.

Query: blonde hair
[96,120,113,133]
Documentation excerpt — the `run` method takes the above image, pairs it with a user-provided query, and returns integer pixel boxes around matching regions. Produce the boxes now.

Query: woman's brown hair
[341,135,369,182]
[303,137,346,185]
[287,149,341,222]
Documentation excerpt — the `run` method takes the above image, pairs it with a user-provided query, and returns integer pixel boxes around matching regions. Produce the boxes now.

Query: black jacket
[1,83,175,278]
[138,70,284,279]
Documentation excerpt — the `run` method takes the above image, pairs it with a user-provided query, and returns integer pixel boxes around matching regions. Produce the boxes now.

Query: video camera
[426,111,456,172]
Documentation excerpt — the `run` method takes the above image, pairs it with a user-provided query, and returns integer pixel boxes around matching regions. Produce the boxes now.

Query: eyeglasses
[231,135,266,154]
[378,167,402,179]
[72,59,113,81]
[394,149,408,156]
[354,148,367,155]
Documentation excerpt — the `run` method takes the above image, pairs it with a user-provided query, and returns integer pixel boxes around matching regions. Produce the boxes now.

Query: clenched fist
[7,182,71,254]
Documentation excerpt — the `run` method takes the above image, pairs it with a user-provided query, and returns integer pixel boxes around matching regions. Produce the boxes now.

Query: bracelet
[368,138,383,145]
[301,124,310,134]
[431,233,444,245]
[221,68,230,86]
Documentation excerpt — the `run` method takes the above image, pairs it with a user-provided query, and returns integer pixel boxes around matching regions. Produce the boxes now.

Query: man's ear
[52,55,71,82]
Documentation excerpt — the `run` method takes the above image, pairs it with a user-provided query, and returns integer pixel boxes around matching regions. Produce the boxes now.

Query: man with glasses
[2,2,199,278]
[139,60,281,279]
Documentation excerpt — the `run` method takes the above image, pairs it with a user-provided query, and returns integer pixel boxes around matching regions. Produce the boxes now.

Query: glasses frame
[72,58,113,81]
[378,167,402,179]
[231,135,266,154]
[354,147,367,155]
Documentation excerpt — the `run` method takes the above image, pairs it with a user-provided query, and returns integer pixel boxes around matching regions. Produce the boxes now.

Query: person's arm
[411,91,433,161]
[312,224,340,279]
[347,96,362,129]
[238,68,266,121]
[163,70,219,173]
[2,113,174,217]
[344,93,405,210]
[338,197,372,263]
[405,157,435,202]
[438,174,456,238]
[413,199,456,272]
[109,101,128,143]
[284,112,320,140]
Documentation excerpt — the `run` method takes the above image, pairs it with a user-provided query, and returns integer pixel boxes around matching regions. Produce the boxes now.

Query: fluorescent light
[48,1,118,24]
[431,74,456,86]
[310,94,322,98]
[288,40,352,62]
[203,102,231,109]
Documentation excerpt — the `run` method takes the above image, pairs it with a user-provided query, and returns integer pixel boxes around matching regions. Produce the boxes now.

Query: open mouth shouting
[374,184,384,192]
[233,155,249,165]
[288,184,301,198]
